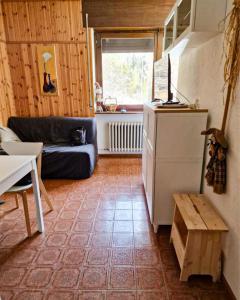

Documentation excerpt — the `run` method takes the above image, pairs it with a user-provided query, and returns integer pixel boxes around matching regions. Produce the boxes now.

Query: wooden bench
[170,193,228,282]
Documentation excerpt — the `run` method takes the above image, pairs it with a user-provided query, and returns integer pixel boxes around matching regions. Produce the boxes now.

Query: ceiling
[83,0,175,29]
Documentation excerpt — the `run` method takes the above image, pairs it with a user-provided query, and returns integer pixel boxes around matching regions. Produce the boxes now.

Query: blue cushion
[42,144,96,179]
[7,116,98,179]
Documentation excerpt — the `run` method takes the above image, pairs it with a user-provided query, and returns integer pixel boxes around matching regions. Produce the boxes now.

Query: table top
[0,155,36,183]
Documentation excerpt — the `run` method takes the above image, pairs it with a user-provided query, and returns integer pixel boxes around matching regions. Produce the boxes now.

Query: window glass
[102,38,154,105]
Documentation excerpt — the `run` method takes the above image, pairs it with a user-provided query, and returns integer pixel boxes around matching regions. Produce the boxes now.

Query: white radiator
[108,122,143,153]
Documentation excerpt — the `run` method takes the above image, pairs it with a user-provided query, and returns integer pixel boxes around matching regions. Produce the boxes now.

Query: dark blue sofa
[8,116,98,179]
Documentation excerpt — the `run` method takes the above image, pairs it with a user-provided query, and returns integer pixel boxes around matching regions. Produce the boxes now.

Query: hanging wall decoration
[37,45,58,96]
[201,0,240,194]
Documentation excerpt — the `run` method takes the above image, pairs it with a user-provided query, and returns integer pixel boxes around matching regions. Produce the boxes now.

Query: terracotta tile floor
[0,158,231,299]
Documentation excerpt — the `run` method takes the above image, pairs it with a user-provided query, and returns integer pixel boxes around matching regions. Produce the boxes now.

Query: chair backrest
[1,142,43,177]
[1,142,43,156]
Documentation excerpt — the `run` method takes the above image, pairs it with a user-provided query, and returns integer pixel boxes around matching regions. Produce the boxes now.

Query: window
[95,33,155,109]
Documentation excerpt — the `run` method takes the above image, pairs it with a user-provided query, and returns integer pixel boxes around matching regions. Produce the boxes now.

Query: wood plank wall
[0,3,15,126]
[2,0,93,118]
[83,0,175,28]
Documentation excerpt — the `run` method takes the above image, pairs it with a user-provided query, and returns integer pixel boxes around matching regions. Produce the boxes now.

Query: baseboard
[99,154,142,158]
[98,149,142,155]
[222,275,237,300]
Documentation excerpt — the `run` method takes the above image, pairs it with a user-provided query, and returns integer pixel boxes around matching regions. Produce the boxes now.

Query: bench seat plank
[189,194,228,231]
[173,193,207,231]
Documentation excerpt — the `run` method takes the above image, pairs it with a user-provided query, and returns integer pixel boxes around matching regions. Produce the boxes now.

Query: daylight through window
[101,38,154,106]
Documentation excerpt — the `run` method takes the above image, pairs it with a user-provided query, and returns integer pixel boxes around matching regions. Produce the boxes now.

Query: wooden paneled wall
[0,4,15,126]
[2,0,93,118]
[2,1,84,42]
[83,0,175,28]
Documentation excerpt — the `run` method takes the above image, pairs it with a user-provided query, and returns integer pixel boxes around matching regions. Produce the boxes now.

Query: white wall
[175,2,240,298]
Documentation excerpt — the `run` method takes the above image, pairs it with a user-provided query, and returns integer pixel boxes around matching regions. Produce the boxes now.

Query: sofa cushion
[42,144,96,179]
[8,116,97,147]
[0,126,21,142]
[7,116,98,179]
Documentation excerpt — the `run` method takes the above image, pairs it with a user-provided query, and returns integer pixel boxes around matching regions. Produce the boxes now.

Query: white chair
[1,142,53,236]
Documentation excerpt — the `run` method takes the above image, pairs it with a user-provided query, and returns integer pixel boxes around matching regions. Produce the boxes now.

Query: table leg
[31,160,44,232]
[39,179,53,211]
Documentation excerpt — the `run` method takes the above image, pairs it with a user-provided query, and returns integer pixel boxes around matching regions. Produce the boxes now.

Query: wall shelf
[163,0,228,55]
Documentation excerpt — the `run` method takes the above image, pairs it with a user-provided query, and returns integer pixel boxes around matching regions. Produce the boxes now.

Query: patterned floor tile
[133,221,151,232]
[74,221,93,232]
[81,200,100,210]
[0,232,26,247]
[35,248,61,265]
[114,210,133,221]
[109,267,135,289]
[168,291,199,299]
[78,291,105,300]
[132,201,146,210]
[94,220,114,233]
[52,268,80,288]
[96,209,115,221]
[46,290,75,300]
[0,267,26,287]
[100,201,116,210]
[53,220,73,232]
[0,290,14,300]
[86,248,110,265]
[198,291,231,300]
[136,267,165,290]
[160,247,179,267]
[112,233,134,247]
[90,233,112,247]
[132,210,148,220]
[62,248,86,265]
[0,158,231,299]
[24,267,53,288]
[68,233,89,247]
[115,201,132,210]
[7,248,37,265]
[106,291,136,300]
[111,248,133,265]
[113,221,133,233]
[134,232,158,247]
[137,291,168,300]
[46,233,68,247]
[79,267,107,290]
[134,248,160,266]
[60,210,78,220]
[78,209,96,221]
[14,290,45,300]
[64,201,82,210]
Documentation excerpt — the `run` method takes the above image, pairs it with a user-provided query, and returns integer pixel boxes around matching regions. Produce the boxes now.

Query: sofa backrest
[8,117,97,146]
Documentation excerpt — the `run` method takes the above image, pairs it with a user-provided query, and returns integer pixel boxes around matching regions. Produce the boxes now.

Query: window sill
[95,111,143,115]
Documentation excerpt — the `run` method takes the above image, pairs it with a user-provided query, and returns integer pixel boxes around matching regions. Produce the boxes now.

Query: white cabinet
[142,104,208,232]
[163,0,227,53]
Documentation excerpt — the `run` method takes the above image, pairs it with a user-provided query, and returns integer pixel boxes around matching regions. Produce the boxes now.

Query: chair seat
[8,184,33,193]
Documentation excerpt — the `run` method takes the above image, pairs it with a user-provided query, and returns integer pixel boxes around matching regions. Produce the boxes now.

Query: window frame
[94,29,162,111]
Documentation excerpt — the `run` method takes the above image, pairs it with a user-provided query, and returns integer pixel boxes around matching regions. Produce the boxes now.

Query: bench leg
[212,258,221,282]
[153,224,158,234]
[180,269,191,281]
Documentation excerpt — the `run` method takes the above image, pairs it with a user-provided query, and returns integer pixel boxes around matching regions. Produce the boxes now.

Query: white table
[0,155,44,232]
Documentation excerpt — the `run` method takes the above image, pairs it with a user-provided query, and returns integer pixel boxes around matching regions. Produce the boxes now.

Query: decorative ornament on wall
[201,0,240,194]
[37,45,58,96]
